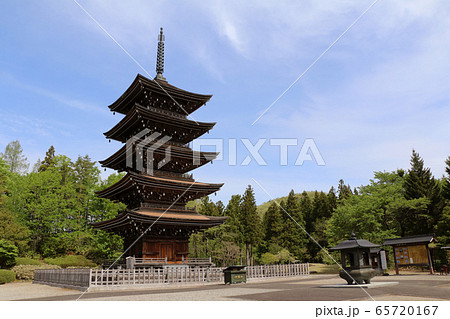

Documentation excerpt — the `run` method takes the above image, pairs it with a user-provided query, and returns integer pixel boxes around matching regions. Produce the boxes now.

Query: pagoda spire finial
[155,27,166,81]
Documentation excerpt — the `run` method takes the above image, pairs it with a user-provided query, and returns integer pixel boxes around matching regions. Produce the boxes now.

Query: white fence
[90,267,223,286]
[247,263,309,279]
[34,263,309,289]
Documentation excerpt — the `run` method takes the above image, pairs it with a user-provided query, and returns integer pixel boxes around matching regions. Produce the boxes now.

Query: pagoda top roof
[104,104,215,144]
[108,74,212,115]
[92,208,227,230]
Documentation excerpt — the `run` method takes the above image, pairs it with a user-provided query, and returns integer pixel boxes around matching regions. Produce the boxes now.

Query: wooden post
[392,245,399,275]
[426,244,434,275]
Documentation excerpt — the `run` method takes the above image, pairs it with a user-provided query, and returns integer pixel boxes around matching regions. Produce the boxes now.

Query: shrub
[44,255,96,268]
[0,239,19,268]
[15,257,41,266]
[11,264,61,281]
[0,269,16,284]
[260,252,279,265]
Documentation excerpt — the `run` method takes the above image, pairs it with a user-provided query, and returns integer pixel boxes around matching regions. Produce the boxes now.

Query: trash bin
[223,265,246,284]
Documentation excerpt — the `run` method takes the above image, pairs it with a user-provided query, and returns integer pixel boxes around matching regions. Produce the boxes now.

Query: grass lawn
[309,263,340,274]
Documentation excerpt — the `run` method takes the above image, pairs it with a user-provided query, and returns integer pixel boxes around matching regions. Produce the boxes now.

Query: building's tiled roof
[383,234,436,246]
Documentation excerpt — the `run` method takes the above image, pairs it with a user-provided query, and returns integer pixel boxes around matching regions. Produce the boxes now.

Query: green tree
[0,239,18,268]
[278,190,308,261]
[0,140,29,175]
[437,157,450,247]
[223,194,243,244]
[443,156,450,201]
[327,171,427,245]
[38,145,56,172]
[240,185,262,266]
[198,196,223,216]
[307,191,332,262]
[72,155,100,228]
[262,202,283,247]
[337,179,352,202]
[403,149,443,232]
[327,186,338,211]
[0,158,29,253]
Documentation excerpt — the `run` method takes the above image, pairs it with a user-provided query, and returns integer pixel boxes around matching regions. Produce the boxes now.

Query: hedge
[11,264,61,281]
[15,257,41,266]
[44,255,96,268]
[0,269,16,284]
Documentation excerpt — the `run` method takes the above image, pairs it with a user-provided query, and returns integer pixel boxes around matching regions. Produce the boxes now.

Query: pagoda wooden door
[161,243,174,262]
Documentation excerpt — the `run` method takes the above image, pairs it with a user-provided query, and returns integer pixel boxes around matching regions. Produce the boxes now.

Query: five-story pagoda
[93,28,226,264]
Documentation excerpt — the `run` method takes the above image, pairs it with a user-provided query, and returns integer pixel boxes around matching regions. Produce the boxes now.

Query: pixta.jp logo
[126,129,172,175]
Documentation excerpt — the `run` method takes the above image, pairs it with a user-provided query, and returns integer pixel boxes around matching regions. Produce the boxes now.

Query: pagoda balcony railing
[165,140,192,150]
[140,202,196,211]
[142,104,187,120]
[152,169,194,181]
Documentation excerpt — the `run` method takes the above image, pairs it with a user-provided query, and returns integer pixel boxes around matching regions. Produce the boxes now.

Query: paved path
[1,274,449,301]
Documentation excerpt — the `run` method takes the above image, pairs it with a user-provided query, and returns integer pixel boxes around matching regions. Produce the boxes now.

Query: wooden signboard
[394,245,429,266]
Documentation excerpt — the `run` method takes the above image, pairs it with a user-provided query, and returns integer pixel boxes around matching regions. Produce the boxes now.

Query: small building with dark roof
[383,234,437,274]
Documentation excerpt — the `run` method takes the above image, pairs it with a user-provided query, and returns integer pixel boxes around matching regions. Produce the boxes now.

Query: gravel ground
[0,282,80,300]
[1,274,449,301]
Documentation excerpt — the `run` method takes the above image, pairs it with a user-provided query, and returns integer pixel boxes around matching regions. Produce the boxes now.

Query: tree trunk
[246,243,250,266]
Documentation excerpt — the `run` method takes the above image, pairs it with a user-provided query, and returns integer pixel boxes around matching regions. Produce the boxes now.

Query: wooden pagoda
[93,28,226,264]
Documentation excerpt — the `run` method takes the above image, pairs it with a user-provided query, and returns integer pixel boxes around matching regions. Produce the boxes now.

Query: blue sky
[1,0,449,204]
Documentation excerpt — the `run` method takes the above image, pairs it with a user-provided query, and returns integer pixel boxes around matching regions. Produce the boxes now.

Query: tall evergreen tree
[0,140,29,175]
[300,191,313,234]
[224,194,243,243]
[327,186,338,211]
[403,149,442,232]
[306,191,332,262]
[239,185,262,266]
[443,156,450,201]
[279,190,308,260]
[337,179,352,201]
[72,155,100,227]
[404,150,436,199]
[262,202,283,246]
[39,146,56,172]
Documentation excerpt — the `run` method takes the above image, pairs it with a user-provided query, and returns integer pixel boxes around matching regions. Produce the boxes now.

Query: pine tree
[443,156,450,201]
[404,150,436,199]
[404,149,442,232]
[300,191,313,233]
[39,146,56,172]
[279,190,308,260]
[239,185,262,266]
[337,179,352,201]
[328,186,337,211]
[262,202,283,246]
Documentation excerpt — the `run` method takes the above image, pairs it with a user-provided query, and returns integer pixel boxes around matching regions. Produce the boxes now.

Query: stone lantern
[329,232,380,284]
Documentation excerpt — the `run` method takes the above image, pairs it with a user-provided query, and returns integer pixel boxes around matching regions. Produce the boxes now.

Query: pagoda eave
[92,209,227,231]
[99,143,218,173]
[108,74,212,116]
[95,172,223,203]
[104,104,215,144]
